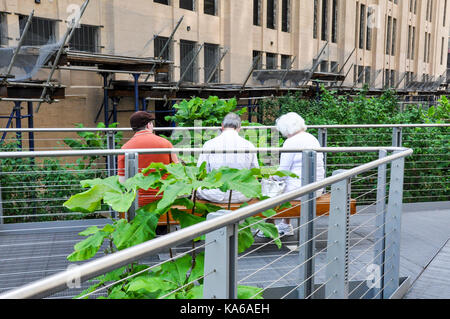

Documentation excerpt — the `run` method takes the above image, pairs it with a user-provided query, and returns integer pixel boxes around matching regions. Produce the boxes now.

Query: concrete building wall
[0,0,449,132]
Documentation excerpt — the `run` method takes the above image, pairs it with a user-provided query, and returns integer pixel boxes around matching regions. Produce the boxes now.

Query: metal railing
[0,124,447,225]
[0,146,412,299]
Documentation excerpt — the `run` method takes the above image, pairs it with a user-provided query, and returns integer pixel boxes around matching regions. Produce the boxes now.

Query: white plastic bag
[261,179,286,198]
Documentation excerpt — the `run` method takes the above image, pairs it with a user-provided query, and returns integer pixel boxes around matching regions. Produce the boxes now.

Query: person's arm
[171,153,180,164]
[117,154,126,184]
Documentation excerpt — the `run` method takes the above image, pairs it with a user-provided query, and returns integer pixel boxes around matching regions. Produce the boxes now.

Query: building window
[154,0,170,5]
[386,16,392,55]
[427,32,431,63]
[266,53,278,69]
[321,0,329,41]
[320,60,329,73]
[154,36,172,60]
[253,0,261,26]
[313,0,318,39]
[267,0,276,29]
[444,0,448,26]
[357,65,364,83]
[253,50,263,69]
[441,37,445,65]
[364,66,371,84]
[366,6,373,50]
[411,26,416,59]
[204,0,217,16]
[407,26,412,59]
[19,15,57,46]
[180,0,195,11]
[281,55,291,69]
[180,40,198,82]
[330,61,339,73]
[281,0,290,32]
[359,4,366,49]
[0,12,7,46]
[331,0,338,43]
[69,24,100,53]
[391,18,397,56]
[204,43,220,83]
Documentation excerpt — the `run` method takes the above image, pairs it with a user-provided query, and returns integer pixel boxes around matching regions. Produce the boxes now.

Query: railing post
[203,210,238,299]
[298,150,317,299]
[318,128,328,170]
[106,131,116,177]
[373,150,387,298]
[0,184,3,225]
[383,152,405,298]
[107,130,117,219]
[325,170,350,299]
[125,152,139,221]
[392,127,403,147]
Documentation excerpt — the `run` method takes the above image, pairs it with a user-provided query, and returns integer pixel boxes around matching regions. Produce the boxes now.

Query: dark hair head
[130,111,155,131]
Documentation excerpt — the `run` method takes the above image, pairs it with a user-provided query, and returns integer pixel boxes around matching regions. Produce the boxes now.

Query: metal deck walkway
[0,202,449,299]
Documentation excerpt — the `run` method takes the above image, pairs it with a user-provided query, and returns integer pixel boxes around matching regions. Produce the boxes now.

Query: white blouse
[278,131,325,197]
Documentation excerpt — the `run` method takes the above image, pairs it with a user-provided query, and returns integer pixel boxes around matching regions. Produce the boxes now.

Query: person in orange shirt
[118,111,179,207]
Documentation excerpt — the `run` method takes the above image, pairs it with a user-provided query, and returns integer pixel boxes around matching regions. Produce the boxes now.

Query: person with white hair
[261,112,325,237]
[196,113,259,203]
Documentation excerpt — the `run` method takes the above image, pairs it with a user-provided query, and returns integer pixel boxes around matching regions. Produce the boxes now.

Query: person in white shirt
[197,113,260,203]
[262,112,325,237]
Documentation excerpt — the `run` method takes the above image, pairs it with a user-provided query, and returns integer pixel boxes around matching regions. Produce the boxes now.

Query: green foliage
[65,162,295,299]
[259,87,449,203]
[165,96,246,127]
[0,123,124,223]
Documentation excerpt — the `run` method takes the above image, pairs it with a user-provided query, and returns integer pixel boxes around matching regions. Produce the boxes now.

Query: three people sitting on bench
[119,111,324,237]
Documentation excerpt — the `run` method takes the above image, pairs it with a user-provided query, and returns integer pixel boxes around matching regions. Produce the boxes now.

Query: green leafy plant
[64,162,295,299]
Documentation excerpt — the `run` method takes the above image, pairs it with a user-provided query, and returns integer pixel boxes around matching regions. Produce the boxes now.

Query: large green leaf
[157,181,194,212]
[112,210,159,250]
[159,254,193,287]
[103,190,136,212]
[237,226,255,254]
[67,230,109,261]
[246,217,282,249]
[63,184,106,213]
[218,168,262,198]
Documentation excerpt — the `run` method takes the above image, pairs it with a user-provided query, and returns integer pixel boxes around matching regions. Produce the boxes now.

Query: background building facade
[0,0,449,130]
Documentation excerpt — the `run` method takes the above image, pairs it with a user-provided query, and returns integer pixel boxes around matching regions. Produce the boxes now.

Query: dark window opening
[386,16,392,55]
[19,15,57,46]
[281,55,291,69]
[366,6,373,50]
[0,13,7,46]
[253,50,263,69]
[321,0,329,41]
[154,0,170,5]
[69,24,100,53]
[204,43,220,83]
[204,0,217,15]
[313,0,318,39]
[253,0,261,26]
[282,0,290,32]
[320,60,329,73]
[266,53,278,69]
[180,0,194,11]
[359,4,366,49]
[180,40,198,82]
[154,36,172,60]
[267,0,276,29]
[331,0,338,43]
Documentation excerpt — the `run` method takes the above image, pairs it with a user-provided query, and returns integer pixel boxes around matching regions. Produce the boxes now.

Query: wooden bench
[157,193,357,226]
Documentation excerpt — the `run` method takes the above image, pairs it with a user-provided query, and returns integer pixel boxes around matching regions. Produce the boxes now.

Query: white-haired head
[275,112,307,137]
[222,113,242,130]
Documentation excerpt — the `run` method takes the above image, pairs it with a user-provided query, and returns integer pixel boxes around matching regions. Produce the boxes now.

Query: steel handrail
[0,147,407,159]
[0,147,413,299]
[0,123,448,133]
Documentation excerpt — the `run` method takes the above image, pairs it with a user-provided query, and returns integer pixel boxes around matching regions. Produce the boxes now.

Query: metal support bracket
[383,153,405,298]
[203,210,238,299]
[125,152,139,221]
[298,150,317,299]
[325,169,350,299]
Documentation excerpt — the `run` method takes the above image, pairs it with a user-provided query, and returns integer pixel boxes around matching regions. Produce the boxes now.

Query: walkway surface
[0,202,449,299]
